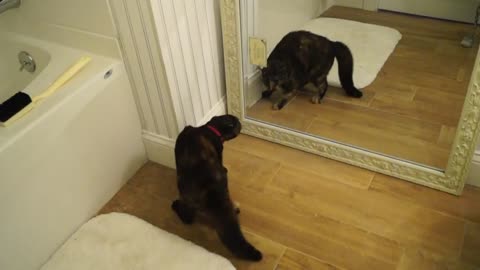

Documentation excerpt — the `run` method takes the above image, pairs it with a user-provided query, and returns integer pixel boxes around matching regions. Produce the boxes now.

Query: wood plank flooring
[99,134,480,270]
[247,6,478,170]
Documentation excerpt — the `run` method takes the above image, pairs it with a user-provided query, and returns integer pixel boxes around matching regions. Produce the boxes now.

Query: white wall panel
[110,0,227,167]
[109,0,178,137]
[150,0,227,129]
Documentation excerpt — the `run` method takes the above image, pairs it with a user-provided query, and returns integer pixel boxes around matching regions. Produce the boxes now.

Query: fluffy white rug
[41,213,236,270]
[301,17,402,89]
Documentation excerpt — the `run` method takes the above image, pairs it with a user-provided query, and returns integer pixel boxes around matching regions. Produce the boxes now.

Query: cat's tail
[215,212,262,261]
[332,41,363,98]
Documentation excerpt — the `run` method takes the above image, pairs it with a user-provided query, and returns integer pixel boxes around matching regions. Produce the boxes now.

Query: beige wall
[16,0,116,37]
[0,0,120,59]
[257,0,334,54]
[378,0,475,23]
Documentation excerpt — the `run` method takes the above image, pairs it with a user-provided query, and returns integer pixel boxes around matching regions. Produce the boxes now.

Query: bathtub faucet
[0,0,20,14]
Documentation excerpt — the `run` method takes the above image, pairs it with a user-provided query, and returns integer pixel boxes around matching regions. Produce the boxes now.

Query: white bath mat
[41,213,236,270]
[301,17,402,89]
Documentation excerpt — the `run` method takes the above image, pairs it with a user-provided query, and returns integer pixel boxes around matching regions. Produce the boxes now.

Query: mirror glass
[240,0,479,171]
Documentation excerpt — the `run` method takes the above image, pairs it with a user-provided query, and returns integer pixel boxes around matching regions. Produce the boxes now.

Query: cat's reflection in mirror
[261,30,363,110]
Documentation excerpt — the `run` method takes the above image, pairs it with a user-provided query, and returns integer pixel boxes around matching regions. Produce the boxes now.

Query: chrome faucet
[0,0,20,14]
[18,51,36,73]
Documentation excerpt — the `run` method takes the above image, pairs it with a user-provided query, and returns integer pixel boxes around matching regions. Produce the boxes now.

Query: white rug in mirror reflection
[302,17,402,89]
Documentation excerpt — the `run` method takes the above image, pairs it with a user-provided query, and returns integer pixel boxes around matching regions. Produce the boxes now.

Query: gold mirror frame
[220,0,480,195]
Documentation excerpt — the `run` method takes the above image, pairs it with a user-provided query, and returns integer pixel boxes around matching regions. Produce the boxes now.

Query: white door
[378,0,478,23]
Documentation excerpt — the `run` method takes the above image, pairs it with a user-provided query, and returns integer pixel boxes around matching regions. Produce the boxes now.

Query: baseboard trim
[363,0,379,11]
[467,150,480,187]
[197,97,227,126]
[142,131,175,169]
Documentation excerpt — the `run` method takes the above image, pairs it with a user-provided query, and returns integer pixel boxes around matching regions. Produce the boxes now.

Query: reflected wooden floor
[247,6,477,169]
[99,135,480,270]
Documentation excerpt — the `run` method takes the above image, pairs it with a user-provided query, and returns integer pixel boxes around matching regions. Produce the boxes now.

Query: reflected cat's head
[261,59,289,89]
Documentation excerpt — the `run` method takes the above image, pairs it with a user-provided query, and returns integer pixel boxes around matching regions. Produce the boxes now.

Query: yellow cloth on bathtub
[1,56,91,127]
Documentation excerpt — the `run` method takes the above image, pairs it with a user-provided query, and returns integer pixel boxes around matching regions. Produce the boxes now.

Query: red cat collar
[207,125,223,142]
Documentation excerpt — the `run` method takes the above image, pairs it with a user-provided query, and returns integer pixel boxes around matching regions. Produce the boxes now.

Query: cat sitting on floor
[261,30,363,110]
[172,115,262,261]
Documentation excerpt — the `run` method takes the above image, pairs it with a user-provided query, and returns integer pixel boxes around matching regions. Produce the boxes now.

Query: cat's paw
[349,89,363,98]
[262,90,273,98]
[273,99,288,110]
[171,200,195,224]
[311,95,321,104]
[242,244,263,261]
[234,201,241,215]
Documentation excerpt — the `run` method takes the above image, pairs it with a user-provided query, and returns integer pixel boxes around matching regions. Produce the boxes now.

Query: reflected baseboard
[473,150,480,163]
[246,70,263,108]
[467,150,480,187]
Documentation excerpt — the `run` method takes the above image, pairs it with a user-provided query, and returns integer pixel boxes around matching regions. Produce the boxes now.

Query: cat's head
[261,59,289,90]
[206,114,242,141]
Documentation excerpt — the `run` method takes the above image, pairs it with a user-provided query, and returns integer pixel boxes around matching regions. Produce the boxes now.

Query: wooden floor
[247,6,478,170]
[99,135,480,270]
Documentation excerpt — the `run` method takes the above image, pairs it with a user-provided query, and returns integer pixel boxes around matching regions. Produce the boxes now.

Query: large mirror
[220,0,480,194]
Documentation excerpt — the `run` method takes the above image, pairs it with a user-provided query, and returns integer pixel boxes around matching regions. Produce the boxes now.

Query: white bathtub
[0,32,147,270]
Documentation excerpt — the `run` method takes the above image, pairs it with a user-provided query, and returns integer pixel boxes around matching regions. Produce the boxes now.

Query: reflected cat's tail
[332,41,363,98]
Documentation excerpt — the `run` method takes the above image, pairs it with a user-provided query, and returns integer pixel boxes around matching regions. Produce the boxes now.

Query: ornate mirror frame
[220,0,480,195]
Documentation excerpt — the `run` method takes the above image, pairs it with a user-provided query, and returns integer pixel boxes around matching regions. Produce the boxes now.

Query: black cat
[172,115,262,261]
[261,30,363,110]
